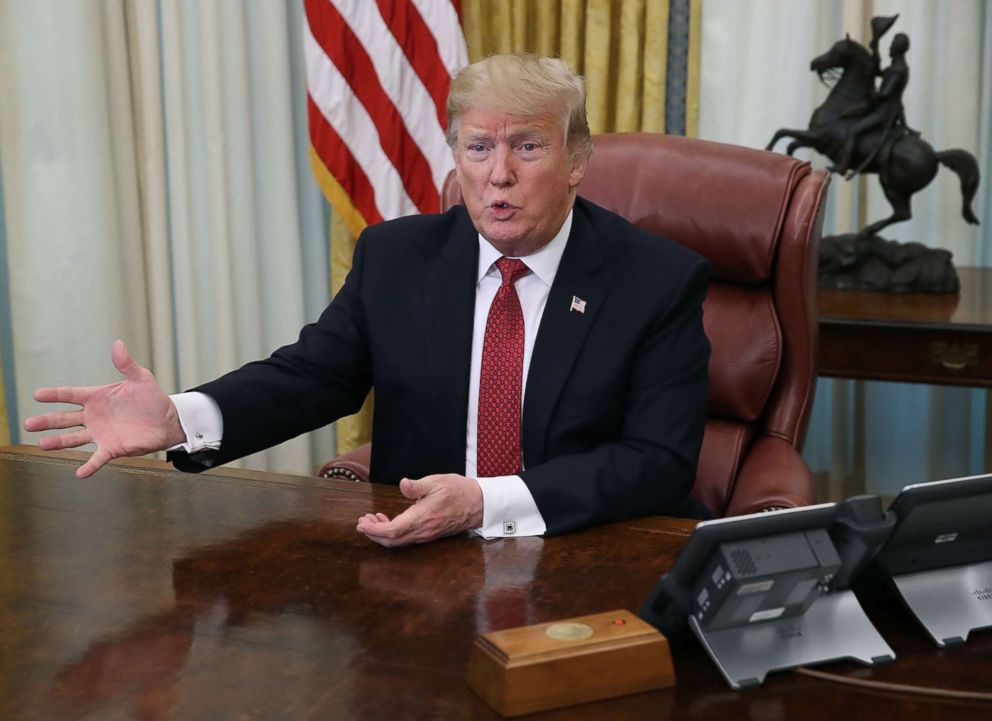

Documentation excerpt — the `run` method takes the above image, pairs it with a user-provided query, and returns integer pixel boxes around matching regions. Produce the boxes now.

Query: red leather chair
[319,132,831,517]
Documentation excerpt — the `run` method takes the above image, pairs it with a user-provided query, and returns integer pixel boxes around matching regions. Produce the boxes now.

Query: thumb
[111,340,143,381]
[399,477,430,500]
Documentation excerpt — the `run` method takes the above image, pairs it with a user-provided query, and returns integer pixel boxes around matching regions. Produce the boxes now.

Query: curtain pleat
[0,376,8,447]
[126,0,177,393]
[330,211,373,452]
[642,0,668,133]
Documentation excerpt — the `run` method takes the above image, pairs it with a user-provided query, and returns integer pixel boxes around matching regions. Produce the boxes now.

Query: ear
[845,32,851,41]
[568,154,589,189]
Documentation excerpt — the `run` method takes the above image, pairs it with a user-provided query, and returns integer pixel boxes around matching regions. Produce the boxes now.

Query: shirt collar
[476,208,574,287]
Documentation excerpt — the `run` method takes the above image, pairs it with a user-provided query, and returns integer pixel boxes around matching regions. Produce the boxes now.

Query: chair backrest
[442,132,830,515]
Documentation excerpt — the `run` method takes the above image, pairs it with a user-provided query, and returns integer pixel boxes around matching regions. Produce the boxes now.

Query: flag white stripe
[330,0,454,192]
[410,0,468,77]
[304,22,417,220]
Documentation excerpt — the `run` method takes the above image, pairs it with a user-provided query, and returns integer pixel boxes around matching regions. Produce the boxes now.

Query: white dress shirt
[170,209,574,539]
[467,210,572,537]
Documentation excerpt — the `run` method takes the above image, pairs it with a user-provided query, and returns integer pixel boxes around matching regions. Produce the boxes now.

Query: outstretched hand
[356,474,484,547]
[23,340,186,478]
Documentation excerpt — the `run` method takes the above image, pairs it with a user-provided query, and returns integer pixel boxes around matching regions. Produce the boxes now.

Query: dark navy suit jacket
[170,196,710,535]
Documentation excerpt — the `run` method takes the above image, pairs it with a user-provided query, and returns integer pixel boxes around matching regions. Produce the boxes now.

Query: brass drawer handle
[930,342,979,371]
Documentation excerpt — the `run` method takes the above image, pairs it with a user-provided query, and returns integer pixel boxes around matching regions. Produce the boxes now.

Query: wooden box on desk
[467,609,675,716]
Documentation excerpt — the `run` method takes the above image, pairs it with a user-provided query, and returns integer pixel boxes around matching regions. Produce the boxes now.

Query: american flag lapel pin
[569,295,587,314]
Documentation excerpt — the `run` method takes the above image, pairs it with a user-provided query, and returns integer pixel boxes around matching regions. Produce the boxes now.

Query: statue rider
[834,24,918,177]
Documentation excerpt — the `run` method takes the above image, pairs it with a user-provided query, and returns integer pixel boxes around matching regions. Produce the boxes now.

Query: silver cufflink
[503,521,516,535]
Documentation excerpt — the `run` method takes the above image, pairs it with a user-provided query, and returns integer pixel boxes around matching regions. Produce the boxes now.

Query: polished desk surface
[818,266,992,386]
[1,445,990,720]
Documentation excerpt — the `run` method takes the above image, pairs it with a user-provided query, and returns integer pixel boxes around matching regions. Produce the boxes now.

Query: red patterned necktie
[477,257,530,477]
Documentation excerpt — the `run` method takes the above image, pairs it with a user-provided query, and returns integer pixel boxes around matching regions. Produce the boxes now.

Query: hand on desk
[23,340,186,478]
[357,474,484,547]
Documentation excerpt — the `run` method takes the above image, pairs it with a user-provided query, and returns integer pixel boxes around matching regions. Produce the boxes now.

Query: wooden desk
[2,445,990,719]
[819,266,992,386]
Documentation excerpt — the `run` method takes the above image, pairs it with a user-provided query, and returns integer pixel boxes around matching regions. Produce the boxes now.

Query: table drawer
[819,323,992,387]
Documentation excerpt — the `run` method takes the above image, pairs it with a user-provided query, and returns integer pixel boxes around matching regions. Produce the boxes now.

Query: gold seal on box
[545,622,594,641]
[467,609,675,717]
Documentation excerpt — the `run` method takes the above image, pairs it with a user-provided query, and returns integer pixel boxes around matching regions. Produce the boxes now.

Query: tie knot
[496,257,529,286]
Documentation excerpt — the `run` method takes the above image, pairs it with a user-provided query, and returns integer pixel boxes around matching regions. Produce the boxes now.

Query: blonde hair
[445,53,592,162]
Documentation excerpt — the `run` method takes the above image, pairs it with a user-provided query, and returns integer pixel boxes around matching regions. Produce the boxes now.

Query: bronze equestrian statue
[767,18,980,244]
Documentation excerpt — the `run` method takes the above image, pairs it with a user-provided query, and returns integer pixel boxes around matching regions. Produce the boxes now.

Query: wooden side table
[818,266,992,387]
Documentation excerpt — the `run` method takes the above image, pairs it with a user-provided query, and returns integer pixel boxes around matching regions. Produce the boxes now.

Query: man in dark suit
[25,54,709,547]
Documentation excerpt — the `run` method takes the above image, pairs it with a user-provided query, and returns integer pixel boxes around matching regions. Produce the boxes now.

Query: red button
[612,618,626,626]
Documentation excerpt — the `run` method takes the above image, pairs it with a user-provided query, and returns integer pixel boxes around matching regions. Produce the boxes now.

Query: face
[453,105,588,257]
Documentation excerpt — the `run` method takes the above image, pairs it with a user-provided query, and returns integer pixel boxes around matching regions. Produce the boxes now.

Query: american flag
[303,0,468,236]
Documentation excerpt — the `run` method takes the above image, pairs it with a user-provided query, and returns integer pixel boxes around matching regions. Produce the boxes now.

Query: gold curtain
[0,364,8,446]
[462,0,674,134]
[330,212,374,453]
[331,0,700,454]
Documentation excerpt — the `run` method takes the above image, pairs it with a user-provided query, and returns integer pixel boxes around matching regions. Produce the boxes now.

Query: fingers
[23,409,85,433]
[30,340,142,409]
[357,506,422,547]
[356,512,390,528]
[111,339,144,381]
[32,386,97,406]
[37,429,93,451]
[76,447,112,479]
[357,510,409,535]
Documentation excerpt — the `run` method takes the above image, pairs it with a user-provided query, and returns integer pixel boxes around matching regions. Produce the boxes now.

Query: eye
[464,143,490,157]
[520,142,540,152]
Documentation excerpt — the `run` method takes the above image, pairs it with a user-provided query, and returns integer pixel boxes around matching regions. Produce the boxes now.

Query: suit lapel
[424,210,478,474]
[522,205,606,467]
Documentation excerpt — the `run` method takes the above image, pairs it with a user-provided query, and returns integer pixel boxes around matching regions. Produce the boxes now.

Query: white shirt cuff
[473,475,546,538]
[169,392,223,453]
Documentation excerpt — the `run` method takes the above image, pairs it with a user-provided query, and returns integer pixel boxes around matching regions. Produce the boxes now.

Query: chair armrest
[316,443,372,483]
[724,436,815,516]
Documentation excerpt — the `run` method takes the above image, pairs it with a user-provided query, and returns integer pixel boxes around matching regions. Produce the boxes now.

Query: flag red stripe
[308,93,383,227]
[306,0,439,214]
[376,0,451,129]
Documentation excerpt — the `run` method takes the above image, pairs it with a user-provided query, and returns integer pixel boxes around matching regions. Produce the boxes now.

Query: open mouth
[488,202,517,221]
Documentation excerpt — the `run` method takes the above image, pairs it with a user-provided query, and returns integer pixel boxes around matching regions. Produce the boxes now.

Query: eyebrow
[463,132,492,143]
[462,128,552,144]
[507,129,550,143]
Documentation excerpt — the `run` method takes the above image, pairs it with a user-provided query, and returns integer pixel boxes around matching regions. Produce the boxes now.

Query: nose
[490,145,516,187]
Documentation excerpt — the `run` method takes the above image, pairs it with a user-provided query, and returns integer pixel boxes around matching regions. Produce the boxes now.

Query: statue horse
[766,36,980,239]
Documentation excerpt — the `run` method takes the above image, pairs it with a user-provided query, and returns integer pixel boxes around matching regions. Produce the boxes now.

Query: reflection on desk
[1,445,990,720]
